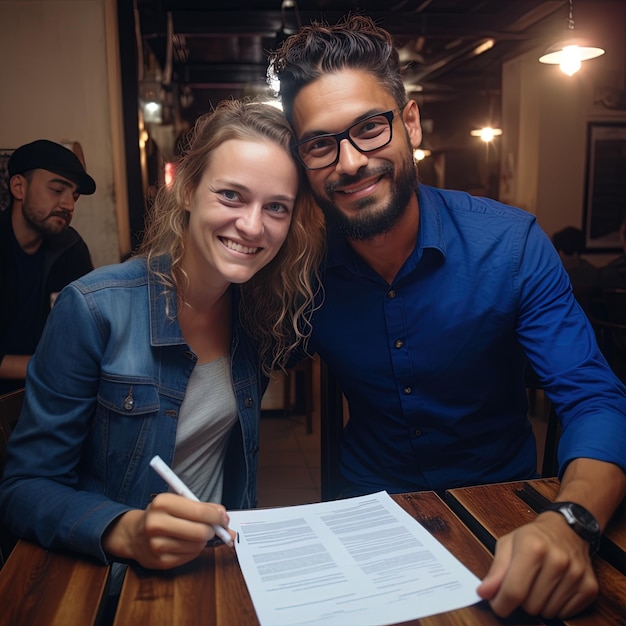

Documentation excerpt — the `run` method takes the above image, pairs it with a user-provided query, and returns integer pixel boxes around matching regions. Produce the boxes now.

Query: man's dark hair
[552,226,585,256]
[268,14,407,124]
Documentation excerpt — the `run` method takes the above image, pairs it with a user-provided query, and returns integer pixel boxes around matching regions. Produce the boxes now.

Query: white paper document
[228,491,481,626]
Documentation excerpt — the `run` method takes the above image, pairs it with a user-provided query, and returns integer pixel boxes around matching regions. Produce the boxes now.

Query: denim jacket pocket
[91,378,161,504]
[97,378,160,415]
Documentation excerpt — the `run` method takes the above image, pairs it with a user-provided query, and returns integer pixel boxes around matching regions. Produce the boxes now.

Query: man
[0,139,95,394]
[601,216,626,290]
[552,226,601,298]
[270,15,626,621]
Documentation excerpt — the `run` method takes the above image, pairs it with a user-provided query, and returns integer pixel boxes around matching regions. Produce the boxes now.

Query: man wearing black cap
[0,139,96,394]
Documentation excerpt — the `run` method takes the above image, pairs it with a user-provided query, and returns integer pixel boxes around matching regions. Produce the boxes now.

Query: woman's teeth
[223,239,259,254]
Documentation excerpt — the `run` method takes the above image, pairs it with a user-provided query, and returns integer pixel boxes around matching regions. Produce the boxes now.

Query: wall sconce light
[413,148,432,161]
[142,100,163,124]
[538,0,605,76]
[470,127,503,142]
[139,79,164,124]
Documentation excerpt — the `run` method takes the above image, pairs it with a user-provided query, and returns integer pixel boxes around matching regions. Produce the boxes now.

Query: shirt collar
[416,185,446,256]
[324,183,447,273]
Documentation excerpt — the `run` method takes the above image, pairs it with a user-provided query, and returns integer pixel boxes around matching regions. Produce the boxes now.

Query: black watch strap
[542,501,601,554]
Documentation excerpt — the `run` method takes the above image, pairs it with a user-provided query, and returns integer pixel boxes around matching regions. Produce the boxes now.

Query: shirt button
[395,339,404,349]
[403,386,412,395]
[387,289,396,299]
[415,428,423,437]
[244,397,254,408]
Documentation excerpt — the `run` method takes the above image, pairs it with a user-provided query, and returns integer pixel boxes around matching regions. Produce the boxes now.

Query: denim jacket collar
[147,255,188,348]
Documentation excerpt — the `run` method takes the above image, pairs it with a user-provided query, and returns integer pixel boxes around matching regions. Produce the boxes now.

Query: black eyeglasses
[292,108,403,170]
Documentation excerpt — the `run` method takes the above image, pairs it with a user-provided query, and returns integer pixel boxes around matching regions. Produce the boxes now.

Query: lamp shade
[538,0,605,75]
[539,40,605,64]
[539,40,605,76]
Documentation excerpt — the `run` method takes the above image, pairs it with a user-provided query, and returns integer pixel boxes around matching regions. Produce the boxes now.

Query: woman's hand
[102,493,233,569]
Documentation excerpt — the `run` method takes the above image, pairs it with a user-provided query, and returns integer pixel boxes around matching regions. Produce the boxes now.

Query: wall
[2,1,624,268]
[0,0,126,267]
[500,1,626,265]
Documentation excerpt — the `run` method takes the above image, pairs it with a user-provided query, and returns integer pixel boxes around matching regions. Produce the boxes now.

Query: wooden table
[446,478,626,626]
[0,540,109,626]
[112,491,543,626]
[1,480,625,626]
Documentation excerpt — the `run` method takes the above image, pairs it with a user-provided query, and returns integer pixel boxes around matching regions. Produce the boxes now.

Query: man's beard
[22,206,71,238]
[312,158,418,241]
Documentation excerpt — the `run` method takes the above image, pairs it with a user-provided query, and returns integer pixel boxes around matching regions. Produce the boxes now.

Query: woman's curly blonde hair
[139,99,325,373]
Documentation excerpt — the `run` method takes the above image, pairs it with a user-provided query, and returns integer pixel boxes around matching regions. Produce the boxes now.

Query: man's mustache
[325,164,394,194]
[48,211,71,224]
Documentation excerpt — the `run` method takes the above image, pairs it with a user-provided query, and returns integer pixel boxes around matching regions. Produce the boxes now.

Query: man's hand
[477,510,598,618]
[477,458,626,619]
[102,493,234,570]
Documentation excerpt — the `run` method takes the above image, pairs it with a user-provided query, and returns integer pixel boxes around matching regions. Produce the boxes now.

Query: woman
[0,99,325,571]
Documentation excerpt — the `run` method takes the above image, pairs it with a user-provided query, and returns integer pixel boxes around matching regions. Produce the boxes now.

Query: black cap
[8,139,96,195]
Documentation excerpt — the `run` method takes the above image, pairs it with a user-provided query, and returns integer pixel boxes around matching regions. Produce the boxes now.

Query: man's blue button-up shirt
[311,184,626,494]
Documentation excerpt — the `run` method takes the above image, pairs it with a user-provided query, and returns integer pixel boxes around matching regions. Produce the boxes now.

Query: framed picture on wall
[582,122,626,252]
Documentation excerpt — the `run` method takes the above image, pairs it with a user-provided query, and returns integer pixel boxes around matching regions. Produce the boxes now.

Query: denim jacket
[0,256,265,562]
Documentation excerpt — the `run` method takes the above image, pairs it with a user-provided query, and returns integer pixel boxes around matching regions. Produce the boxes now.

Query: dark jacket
[0,207,93,393]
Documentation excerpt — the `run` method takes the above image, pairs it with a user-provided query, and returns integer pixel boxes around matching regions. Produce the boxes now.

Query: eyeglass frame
[291,106,406,171]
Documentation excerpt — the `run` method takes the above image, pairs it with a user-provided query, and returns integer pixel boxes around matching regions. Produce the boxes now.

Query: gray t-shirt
[173,355,238,504]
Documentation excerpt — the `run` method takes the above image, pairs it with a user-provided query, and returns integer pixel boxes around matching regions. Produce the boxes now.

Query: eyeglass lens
[296,110,396,170]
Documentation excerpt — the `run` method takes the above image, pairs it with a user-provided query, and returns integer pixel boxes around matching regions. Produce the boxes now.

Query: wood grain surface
[0,540,109,626]
[113,491,545,626]
[4,482,623,626]
[529,477,626,565]
[446,480,626,626]
[114,547,218,626]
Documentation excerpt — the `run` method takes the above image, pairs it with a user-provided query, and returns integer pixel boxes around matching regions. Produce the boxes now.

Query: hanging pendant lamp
[538,0,605,76]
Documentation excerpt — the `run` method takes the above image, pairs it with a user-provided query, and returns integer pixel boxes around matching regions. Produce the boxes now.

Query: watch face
[545,502,601,553]
[570,503,601,533]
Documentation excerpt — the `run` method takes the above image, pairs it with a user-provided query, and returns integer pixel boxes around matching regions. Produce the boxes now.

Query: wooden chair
[0,387,25,568]
[590,289,626,382]
[539,400,560,478]
[283,357,314,435]
[525,365,560,477]
[319,361,344,501]
[0,387,24,476]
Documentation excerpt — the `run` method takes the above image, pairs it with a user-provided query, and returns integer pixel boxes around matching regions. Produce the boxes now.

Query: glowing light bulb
[470,127,503,142]
[413,148,431,161]
[559,45,582,75]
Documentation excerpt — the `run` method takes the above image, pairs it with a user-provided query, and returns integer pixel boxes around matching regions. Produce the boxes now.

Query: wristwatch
[541,502,601,554]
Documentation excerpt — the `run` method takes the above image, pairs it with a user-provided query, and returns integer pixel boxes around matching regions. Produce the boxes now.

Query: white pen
[149,454,233,547]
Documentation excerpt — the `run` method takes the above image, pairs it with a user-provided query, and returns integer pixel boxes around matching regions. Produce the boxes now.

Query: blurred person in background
[601,216,626,290]
[551,226,600,314]
[0,139,95,394]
